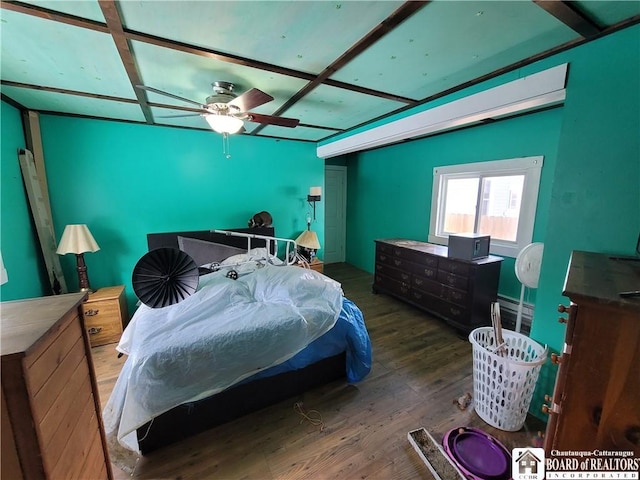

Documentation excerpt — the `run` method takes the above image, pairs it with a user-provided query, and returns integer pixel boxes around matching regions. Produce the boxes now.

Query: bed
[102,227,372,467]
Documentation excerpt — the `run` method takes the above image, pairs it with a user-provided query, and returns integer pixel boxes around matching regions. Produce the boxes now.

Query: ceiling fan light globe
[205,114,244,134]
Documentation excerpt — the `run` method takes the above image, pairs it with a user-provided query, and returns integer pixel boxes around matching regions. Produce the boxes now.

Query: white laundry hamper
[469,327,548,431]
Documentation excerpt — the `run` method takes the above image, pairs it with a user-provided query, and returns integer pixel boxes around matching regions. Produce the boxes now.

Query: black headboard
[147,227,275,252]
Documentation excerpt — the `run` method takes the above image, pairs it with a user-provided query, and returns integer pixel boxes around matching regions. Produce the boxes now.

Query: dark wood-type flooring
[92,262,545,479]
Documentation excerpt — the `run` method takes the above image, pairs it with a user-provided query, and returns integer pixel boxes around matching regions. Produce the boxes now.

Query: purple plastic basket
[443,427,512,480]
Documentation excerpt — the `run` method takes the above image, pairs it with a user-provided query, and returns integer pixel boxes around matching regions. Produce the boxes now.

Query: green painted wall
[343,106,563,301]
[531,25,640,349]
[25,116,322,314]
[528,25,640,417]
[0,101,49,301]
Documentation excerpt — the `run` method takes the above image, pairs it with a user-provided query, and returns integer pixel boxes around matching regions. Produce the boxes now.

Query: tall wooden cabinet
[1,293,113,480]
[373,239,503,334]
[543,251,640,455]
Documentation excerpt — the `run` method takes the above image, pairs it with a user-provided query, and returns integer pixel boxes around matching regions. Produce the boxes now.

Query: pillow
[177,236,246,267]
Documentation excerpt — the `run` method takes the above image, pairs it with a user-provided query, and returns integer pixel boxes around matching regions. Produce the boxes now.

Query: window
[429,156,543,258]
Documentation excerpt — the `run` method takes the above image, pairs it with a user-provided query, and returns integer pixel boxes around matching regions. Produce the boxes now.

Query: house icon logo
[512,447,545,480]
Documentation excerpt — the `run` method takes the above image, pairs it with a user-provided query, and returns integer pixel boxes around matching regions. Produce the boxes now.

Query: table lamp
[56,224,100,292]
[295,216,321,262]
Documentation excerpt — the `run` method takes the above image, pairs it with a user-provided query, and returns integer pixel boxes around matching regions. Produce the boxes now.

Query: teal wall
[531,25,640,349]
[343,107,563,301]
[0,101,49,301]
[11,116,323,314]
[338,25,640,421]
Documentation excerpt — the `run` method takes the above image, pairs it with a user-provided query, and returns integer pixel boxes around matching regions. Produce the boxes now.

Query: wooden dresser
[373,239,503,334]
[543,251,640,455]
[82,285,127,347]
[1,293,113,480]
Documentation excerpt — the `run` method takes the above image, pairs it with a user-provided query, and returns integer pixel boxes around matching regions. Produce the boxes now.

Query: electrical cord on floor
[294,402,325,431]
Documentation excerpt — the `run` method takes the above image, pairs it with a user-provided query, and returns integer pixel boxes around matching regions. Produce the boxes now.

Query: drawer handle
[394,260,401,266]
[88,327,102,335]
[394,249,401,256]
[401,273,410,281]
[85,309,99,316]
[557,304,570,323]
[415,278,423,285]
[380,255,387,261]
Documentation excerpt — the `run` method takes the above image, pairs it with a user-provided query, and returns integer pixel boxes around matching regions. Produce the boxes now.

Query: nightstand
[294,258,324,273]
[309,259,324,273]
[81,285,128,347]
[294,259,324,273]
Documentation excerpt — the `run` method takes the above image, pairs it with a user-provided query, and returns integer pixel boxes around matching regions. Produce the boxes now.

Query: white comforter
[103,263,343,457]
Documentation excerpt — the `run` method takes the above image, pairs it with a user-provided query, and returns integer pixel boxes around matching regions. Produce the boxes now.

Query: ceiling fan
[137,81,299,136]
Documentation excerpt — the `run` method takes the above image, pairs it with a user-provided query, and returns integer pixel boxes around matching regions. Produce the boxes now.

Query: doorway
[323,165,347,264]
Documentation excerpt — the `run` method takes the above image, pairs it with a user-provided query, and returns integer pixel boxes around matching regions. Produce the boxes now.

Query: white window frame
[428,156,543,258]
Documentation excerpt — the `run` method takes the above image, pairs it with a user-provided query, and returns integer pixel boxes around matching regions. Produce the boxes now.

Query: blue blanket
[242,297,372,384]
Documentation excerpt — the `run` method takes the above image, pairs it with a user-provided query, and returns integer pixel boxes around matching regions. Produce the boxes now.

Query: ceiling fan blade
[246,112,299,128]
[228,88,273,112]
[136,85,204,108]
[156,113,203,118]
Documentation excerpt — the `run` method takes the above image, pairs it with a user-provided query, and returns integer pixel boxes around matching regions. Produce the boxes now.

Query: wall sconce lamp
[307,186,322,221]
[56,224,100,292]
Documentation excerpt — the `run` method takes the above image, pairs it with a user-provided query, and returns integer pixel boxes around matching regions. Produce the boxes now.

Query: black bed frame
[137,228,346,454]
[146,226,276,253]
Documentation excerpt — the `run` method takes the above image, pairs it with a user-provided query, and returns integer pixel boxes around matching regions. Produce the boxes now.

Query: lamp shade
[295,230,320,250]
[205,114,244,134]
[56,224,100,255]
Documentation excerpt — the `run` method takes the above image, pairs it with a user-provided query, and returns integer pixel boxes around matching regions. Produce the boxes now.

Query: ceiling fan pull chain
[222,132,232,159]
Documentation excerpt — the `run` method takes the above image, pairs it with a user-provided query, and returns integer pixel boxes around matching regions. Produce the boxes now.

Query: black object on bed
[147,227,275,252]
[136,227,348,454]
[132,247,199,308]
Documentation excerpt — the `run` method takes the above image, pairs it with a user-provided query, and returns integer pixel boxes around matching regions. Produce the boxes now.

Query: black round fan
[132,248,199,308]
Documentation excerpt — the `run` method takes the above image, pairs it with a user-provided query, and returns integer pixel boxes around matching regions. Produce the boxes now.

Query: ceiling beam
[1,1,109,33]
[0,92,25,110]
[123,29,416,105]
[533,1,602,38]
[1,80,138,103]
[98,0,153,123]
[252,0,428,135]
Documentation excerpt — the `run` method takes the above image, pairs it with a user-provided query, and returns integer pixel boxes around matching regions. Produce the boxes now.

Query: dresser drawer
[376,242,394,256]
[439,258,471,276]
[83,306,122,346]
[82,285,126,347]
[405,260,438,279]
[443,286,468,305]
[437,301,469,325]
[437,270,469,290]
[374,274,410,297]
[408,289,442,311]
[376,252,412,271]
[375,262,410,283]
[411,275,443,296]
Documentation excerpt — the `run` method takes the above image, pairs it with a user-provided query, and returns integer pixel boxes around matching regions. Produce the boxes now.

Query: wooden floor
[92,263,545,479]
